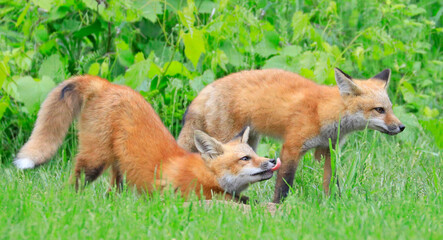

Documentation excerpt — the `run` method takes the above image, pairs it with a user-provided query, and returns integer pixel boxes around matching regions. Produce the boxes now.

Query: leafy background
[1,0,441,148]
[0,0,442,238]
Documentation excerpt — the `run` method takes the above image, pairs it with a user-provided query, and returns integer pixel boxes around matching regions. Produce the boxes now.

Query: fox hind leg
[315,147,341,196]
[72,154,107,191]
[70,132,113,191]
[109,163,123,192]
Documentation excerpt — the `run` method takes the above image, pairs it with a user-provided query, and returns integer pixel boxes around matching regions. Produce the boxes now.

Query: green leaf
[134,52,145,63]
[148,62,162,79]
[39,39,56,55]
[178,1,196,30]
[400,82,416,104]
[32,0,54,11]
[0,57,10,88]
[163,61,191,78]
[101,60,109,78]
[34,25,49,43]
[313,52,329,83]
[420,119,443,149]
[255,31,279,58]
[220,41,244,67]
[88,63,100,76]
[0,99,8,120]
[263,56,287,69]
[124,60,151,89]
[116,40,134,67]
[48,6,70,21]
[135,0,163,23]
[198,1,217,13]
[281,45,302,58]
[352,46,365,69]
[16,3,30,27]
[298,51,316,70]
[16,76,56,113]
[393,106,422,144]
[191,69,214,93]
[423,106,439,118]
[211,49,228,72]
[300,68,315,80]
[291,11,310,42]
[73,21,102,39]
[16,50,34,72]
[182,29,206,68]
[38,54,65,83]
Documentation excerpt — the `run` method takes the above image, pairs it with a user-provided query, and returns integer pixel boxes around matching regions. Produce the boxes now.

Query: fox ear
[241,126,250,143]
[372,69,391,88]
[194,130,224,161]
[335,68,361,96]
[232,126,250,143]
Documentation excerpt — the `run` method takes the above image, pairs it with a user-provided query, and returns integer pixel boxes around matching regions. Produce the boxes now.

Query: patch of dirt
[183,200,279,215]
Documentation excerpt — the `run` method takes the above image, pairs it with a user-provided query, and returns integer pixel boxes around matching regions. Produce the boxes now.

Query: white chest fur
[302,112,368,151]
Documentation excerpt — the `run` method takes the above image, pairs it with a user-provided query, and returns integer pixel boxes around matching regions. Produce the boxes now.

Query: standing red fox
[14,75,281,201]
[178,68,405,203]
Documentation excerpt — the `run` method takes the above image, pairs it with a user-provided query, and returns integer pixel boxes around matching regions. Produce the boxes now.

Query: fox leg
[72,153,107,191]
[70,133,112,191]
[109,164,123,191]
[315,148,332,194]
[315,147,341,195]
[273,144,302,203]
[177,115,205,152]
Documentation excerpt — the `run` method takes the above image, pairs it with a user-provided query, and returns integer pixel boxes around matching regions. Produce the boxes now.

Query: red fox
[178,68,405,202]
[14,75,281,201]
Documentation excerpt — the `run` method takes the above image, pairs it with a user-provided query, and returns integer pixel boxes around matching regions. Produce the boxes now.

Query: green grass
[1,124,441,239]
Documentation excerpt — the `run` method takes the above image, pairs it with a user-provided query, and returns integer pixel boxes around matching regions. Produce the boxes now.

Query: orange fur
[14,76,279,201]
[178,68,405,202]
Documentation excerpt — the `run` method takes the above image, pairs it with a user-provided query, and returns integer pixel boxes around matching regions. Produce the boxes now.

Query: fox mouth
[380,129,400,135]
[251,169,273,176]
[251,170,274,181]
[250,158,281,180]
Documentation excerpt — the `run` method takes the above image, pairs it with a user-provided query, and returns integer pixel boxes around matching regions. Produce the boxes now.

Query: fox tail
[14,75,106,169]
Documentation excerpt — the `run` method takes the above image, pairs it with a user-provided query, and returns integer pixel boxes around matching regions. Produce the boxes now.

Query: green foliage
[0,0,441,137]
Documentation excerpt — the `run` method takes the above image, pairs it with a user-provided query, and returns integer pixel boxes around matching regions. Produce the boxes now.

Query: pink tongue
[271,158,281,171]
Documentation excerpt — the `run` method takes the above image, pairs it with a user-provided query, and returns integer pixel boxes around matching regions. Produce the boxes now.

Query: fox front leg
[272,144,301,203]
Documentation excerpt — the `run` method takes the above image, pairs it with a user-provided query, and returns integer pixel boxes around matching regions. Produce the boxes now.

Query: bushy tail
[14,76,104,169]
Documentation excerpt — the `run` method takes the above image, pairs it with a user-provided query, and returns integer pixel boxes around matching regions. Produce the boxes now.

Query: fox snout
[260,158,281,171]
[386,123,406,135]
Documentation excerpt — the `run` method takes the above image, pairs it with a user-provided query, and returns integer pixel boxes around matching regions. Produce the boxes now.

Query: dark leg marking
[85,163,105,182]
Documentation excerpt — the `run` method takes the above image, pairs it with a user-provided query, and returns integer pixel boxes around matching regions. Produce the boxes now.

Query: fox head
[335,68,405,135]
[193,127,281,195]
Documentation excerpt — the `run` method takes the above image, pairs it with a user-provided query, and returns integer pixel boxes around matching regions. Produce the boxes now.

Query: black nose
[269,159,276,164]
[399,125,406,132]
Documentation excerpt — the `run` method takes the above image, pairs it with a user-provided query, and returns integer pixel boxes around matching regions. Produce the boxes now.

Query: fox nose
[399,124,405,132]
[269,159,276,165]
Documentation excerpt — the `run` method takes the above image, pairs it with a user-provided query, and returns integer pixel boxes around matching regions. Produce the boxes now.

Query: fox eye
[240,156,251,161]
[374,107,385,114]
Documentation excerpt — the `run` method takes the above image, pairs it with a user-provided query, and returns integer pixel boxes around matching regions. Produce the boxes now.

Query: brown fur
[15,76,278,201]
[178,68,405,202]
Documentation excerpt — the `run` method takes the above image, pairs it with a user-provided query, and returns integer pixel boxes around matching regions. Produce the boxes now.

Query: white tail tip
[14,158,36,169]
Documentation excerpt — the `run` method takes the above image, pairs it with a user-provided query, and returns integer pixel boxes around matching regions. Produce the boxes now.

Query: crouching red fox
[14,75,281,201]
